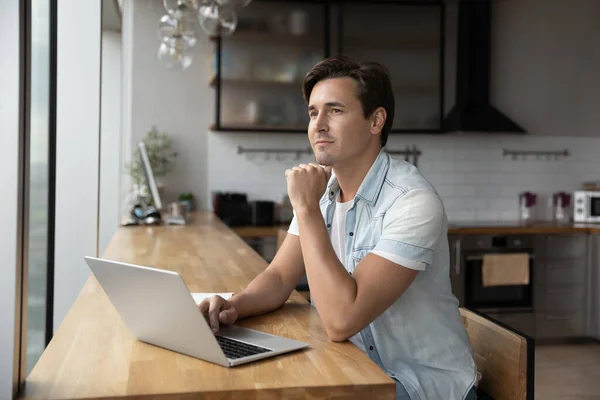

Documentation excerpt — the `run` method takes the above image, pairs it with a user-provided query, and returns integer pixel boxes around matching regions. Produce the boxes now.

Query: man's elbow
[324,319,356,342]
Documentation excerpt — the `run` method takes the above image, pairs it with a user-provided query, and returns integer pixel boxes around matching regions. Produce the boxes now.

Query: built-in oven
[451,235,535,312]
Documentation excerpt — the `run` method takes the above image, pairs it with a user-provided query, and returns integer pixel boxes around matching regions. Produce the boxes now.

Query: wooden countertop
[20,212,394,400]
[448,221,600,235]
[233,222,600,237]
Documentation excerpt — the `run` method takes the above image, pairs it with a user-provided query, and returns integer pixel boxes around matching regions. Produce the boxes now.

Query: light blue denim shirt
[291,150,477,400]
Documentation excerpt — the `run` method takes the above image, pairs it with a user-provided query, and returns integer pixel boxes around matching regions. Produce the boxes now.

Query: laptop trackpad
[219,325,295,352]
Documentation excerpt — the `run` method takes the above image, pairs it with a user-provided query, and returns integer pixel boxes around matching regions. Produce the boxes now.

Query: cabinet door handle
[546,287,581,295]
[546,288,569,295]
[465,254,535,261]
[455,239,461,275]
[546,314,573,321]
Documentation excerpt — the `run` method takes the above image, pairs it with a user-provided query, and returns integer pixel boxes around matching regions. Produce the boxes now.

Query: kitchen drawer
[536,311,585,339]
[545,260,586,287]
[544,288,585,312]
[544,234,587,260]
[484,312,536,338]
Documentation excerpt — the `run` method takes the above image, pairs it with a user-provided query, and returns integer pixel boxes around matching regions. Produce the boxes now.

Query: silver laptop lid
[84,256,228,366]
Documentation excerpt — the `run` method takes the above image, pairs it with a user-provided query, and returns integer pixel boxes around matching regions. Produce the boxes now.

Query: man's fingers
[308,163,332,180]
[198,299,209,314]
[208,297,223,333]
[219,308,238,325]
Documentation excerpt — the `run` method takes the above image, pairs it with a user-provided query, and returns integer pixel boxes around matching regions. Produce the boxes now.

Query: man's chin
[315,157,334,167]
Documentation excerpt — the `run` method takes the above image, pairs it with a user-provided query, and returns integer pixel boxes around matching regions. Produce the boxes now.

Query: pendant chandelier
[157,0,252,71]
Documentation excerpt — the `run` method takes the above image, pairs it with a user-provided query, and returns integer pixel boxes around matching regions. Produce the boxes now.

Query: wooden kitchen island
[19,211,395,400]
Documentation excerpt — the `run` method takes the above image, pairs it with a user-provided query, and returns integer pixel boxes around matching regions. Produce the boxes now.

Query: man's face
[307,77,377,166]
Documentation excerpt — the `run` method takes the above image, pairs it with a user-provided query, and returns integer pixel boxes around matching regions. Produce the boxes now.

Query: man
[199,56,478,400]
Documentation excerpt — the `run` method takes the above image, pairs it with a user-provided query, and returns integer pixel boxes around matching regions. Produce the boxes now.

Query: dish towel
[481,253,530,287]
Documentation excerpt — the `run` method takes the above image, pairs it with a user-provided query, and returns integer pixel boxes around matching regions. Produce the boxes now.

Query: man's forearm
[296,207,358,338]
[229,269,290,319]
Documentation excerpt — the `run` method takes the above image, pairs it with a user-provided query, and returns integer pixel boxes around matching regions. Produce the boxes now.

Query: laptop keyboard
[215,335,272,360]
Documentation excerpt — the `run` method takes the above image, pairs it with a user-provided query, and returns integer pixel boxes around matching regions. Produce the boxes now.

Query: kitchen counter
[448,221,600,235]
[20,211,394,400]
[232,221,600,238]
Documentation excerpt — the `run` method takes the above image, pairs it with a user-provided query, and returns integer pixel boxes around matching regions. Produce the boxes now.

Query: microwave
[574,190,600,223]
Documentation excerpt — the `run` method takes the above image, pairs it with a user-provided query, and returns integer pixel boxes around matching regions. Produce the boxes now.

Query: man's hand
[198,295,238,333]
[285,163,332,214]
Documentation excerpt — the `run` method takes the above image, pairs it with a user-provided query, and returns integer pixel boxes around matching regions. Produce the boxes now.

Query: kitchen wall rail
[237,145,422,165]
[237,145,313,160]
[503,148,570,160]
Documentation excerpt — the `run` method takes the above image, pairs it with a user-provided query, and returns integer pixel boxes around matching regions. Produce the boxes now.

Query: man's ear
[370,107,387,135]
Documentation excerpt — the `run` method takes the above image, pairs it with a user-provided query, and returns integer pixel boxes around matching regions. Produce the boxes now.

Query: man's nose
[314,113,328,132]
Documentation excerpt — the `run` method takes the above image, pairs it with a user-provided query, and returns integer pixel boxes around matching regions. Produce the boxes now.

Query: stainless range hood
[444,0,525,133]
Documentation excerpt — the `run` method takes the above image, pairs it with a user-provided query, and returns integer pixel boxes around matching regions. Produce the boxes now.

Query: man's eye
[309,111,318,117]
[331,108,341,114]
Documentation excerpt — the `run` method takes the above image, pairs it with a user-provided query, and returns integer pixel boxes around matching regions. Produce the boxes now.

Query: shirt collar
[326,149,390,206]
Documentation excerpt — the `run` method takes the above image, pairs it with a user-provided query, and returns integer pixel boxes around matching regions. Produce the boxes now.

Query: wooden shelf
[344,37,439,51]
[211,77,303,88]
[210,77,436,94]
[211,123,307,132]
[211,31,322,47]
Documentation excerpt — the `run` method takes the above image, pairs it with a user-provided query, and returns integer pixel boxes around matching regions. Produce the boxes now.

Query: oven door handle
[455,239,461,275]
[465,254,536,261]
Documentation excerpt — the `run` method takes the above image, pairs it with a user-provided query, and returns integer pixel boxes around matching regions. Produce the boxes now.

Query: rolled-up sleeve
[287,212,299,236]
[372,189,445,268]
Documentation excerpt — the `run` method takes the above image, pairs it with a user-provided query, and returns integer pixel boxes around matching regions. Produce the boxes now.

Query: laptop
[84,256,309,367]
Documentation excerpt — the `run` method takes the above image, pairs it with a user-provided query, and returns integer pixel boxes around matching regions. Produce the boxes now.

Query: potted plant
[178,192,195,212]
[127,126,177,202]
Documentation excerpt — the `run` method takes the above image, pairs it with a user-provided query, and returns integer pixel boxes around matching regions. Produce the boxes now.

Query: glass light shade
[219,8,237,37]
[158,14,177,40]
[163,0,200,20]
[158,42,193,70]
[198,4,220,35]
[158,14,197,48]
[199,4,237,36]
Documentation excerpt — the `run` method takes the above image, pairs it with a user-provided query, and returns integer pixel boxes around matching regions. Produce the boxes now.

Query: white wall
[208,132,598,222]
[121,0,134,219]
[123,0,212,209]
[54,0,101,332]
[0,0,22,396]
[99,31,122,255]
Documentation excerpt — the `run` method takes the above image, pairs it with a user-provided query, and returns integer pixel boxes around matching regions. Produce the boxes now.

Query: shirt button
[349,232,354,236]
[369,346,374,351]
[327,224,331,228]
[330,191,334,196]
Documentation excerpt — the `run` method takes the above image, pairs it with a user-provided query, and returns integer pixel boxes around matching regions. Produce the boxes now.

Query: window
[22,0,56,380]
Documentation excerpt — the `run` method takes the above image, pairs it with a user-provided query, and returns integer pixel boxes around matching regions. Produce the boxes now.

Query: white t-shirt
[288,193,426,352]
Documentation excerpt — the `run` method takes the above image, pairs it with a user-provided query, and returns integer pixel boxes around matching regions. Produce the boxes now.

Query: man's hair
[301,55,395,147]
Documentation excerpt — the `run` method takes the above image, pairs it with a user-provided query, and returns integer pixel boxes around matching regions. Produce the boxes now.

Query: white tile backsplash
[207,132,599,222]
